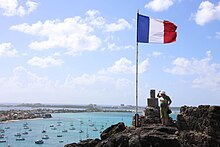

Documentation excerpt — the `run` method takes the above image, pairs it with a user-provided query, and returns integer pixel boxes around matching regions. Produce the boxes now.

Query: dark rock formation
[177,105,220,147]
[65,105,220,147]
[65,123,180,147]
[141,107,161,125]
[100,122,126,140]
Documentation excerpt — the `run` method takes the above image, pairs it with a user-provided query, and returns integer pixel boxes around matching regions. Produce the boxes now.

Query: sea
[0,107,179,147]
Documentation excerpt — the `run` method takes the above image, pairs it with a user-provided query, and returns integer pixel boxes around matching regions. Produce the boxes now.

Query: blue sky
[0,0,220,106]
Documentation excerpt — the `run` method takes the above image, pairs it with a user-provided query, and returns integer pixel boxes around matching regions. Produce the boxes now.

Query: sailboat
[93,127,98,131]
[57,134,63,137]
[22,131,28,135]
[86,128,89,139]
[69,127,76,130]
[89,123,95,127]
[42,135,49,139]
[16,135,25,141]
[0,134,5,139]
[0,140,6,143]
[70,122,74,127]
[79,129,84,133]
[35,140,44,144]
[14,133,21,137]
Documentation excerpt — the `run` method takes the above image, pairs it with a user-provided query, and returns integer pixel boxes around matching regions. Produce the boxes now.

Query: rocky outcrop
[100,122,126,140]
[141,107,161,125]
[177,105,220,147]
[65,105,220,147]
[65,122,180,147]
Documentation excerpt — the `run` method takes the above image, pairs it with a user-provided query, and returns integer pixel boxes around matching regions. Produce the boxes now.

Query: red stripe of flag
[164,20,177,43]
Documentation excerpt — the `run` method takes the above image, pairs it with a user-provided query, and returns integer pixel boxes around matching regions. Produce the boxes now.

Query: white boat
[0,134,4,139]
[89,124,95,127]
[93,127,98,131]
[79,130,83,133]
[50,124,54,127]
[22,131,28,135]
[57,134,62,137]
[16,137,25,141]
[23,126,29,129]
[42,135,49,139]
[51,127,57,130]
[23,122,28,126]
[0,140,6,143]
[14,133,21,137]
[62,129,68,133]
[59,140,64,143]
[35,140,44,144]
[86,128,89,138]
[69,127,76,130]
[42,129,46,133]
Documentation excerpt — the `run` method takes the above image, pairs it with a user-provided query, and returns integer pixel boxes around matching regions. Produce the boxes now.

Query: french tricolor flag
[137,14,177,44]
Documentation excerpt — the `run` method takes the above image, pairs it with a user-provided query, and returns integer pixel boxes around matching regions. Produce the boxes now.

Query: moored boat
[0,140,6,143]
[14,133,21,137]
[57,134,62,137]
[69,127,76,130]
[35,139,44,144]
[16,137,25,141]
[42,135,49,139]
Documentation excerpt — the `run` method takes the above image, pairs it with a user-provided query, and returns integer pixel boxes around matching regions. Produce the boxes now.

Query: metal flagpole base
[134,113,140,127]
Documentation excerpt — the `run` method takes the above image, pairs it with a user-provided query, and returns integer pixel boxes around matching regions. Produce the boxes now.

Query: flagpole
[135,10,139,127]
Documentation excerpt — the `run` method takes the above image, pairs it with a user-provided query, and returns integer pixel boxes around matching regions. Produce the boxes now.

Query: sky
[0,0,220,107]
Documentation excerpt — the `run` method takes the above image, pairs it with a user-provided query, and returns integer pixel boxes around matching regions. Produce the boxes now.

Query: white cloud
[105,18,132,32]
[65,74,113,87]
[0,66,134,104]
[0,0,38,17]
[151,51,163,58]
[215,32,220,39]
[0,42,18,57]
[165,51,220,90]
[106,43,134,51]
[10,10,132,54]
[0,66,56,89]
[193,1,220,25]
[27,56,64,68]
[63,73,134,104]
[107,42,120,51]
[98,57,149,74]
[85,10,105,27]
[10,17,102,55]
[145,0,174,12]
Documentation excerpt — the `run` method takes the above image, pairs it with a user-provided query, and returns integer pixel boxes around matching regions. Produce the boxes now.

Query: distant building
[43,114,52,118]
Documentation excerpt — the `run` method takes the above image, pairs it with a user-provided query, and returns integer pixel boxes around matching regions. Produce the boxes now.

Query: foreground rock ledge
[65,105,220,147]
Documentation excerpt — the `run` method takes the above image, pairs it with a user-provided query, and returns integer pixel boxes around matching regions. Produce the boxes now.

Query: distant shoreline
[0,107,133,123]
[0,103,180,123]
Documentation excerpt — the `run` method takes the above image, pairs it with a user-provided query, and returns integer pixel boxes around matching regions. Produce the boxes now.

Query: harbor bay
[0,104,179,147]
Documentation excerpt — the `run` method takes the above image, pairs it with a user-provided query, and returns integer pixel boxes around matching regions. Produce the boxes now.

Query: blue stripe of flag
[137,14,150,43]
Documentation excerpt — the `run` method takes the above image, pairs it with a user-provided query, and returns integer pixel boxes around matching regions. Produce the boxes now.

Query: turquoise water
[0,112,133,147]
[0,112,177,147]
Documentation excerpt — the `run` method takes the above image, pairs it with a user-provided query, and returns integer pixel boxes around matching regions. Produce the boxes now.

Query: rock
[177,105,220,146]
[100,122,126,140]
[65,105,220,147]
[141,107,161,125]
[65,139,101,147]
